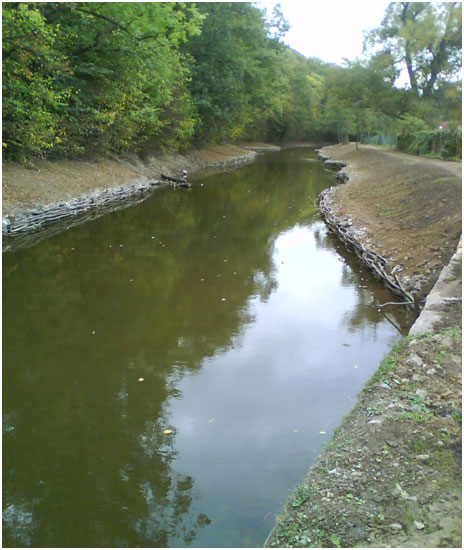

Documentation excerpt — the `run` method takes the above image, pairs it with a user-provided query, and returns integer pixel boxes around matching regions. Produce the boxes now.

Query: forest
[2,1,462,162]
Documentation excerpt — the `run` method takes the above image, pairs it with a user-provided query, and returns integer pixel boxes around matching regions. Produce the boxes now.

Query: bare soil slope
[320,143,462,304]
[2,143,272,217]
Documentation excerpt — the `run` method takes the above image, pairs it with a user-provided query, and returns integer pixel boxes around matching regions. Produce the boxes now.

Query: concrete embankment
[265,144,461,548]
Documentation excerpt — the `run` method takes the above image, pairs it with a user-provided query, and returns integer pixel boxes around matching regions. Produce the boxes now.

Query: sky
[258,0,391,65]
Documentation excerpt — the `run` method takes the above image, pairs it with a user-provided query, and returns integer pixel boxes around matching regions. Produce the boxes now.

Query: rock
[439,335,453,348]
[389,523,403,531]
[415,389,427,400]
[413,521,425,530]
[426,368,437,375]
[348,526,365,538]
[393,483,407,498]
[407,355,423,368]
[416,454,430,461]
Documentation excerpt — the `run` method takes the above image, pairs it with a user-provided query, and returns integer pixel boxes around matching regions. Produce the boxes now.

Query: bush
[397,126,462,159]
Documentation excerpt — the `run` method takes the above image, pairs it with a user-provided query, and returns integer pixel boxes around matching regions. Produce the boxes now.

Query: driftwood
[375,301,415,308]
[161,173,187,184]
[315,147,419,309]
[3,150,260,251]
[318,187,418,309]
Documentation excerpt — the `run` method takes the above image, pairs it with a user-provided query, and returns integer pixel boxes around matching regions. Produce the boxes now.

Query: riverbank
[265,144,462,548]
[2,142,289,243]
[317,143,461,308]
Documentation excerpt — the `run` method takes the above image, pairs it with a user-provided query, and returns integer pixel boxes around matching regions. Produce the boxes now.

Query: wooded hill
[2,2,462,162]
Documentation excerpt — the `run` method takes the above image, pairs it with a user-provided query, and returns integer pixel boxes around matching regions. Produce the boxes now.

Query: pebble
[413,521,425,530]
[389,523,403,531]
[407,355,423,368]
[415,389,427,400]
[416,454,430,461]
[426,367,437,375]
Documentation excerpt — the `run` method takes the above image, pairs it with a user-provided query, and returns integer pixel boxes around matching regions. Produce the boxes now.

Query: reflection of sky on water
[167,222,399,547]
[3,149,412,548]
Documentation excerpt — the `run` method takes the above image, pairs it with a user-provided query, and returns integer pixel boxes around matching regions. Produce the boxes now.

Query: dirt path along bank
[266,143,461,548]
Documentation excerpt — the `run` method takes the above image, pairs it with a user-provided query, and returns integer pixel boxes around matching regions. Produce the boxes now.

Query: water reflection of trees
[2,150,334,547]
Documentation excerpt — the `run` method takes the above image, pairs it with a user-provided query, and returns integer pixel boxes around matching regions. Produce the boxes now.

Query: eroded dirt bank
[3,142,301,248]
[2,143,274,218]
[265,144,461,548]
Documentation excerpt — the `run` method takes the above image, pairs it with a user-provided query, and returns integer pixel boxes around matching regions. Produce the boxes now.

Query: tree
[321,61,403,145]
[182,2,290,143]
[2,3,68,160]
[364,2,462,97]
[2,2,203,160]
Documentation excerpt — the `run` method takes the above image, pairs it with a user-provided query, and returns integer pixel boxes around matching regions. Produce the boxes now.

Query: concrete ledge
[410,237,462,335]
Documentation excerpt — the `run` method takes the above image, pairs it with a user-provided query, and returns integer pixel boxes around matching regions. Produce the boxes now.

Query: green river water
[2,149,414,547]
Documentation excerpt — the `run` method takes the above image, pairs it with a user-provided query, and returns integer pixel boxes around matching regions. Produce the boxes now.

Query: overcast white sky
[258,0,391,65]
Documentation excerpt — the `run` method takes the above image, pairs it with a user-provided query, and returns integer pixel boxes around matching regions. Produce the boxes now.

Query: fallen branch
[380,311,402,333]
[318,188,418,309]
[375,301,415,308]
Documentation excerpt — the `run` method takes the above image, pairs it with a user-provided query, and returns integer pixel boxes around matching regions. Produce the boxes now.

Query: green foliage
[2,2,462,162]
[397,115,462,158]
[3,2,203,160]
[364,337,407,391]
[182,2,295,144]
[364,2,462,97]
[2,3,66,160]
[319,59,405,143]
[291,486,310,508]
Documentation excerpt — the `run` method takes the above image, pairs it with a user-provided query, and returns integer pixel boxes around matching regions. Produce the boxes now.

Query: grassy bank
[266,326,462,548]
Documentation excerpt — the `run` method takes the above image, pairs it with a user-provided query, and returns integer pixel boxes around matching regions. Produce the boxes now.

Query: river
[2,148,414,547]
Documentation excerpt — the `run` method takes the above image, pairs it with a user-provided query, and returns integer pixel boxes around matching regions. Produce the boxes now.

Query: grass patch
[402,504,416,530]
[432,176,455,183]
[440,325,461,340]
[364,337,407,391]
[291,486,310,508]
